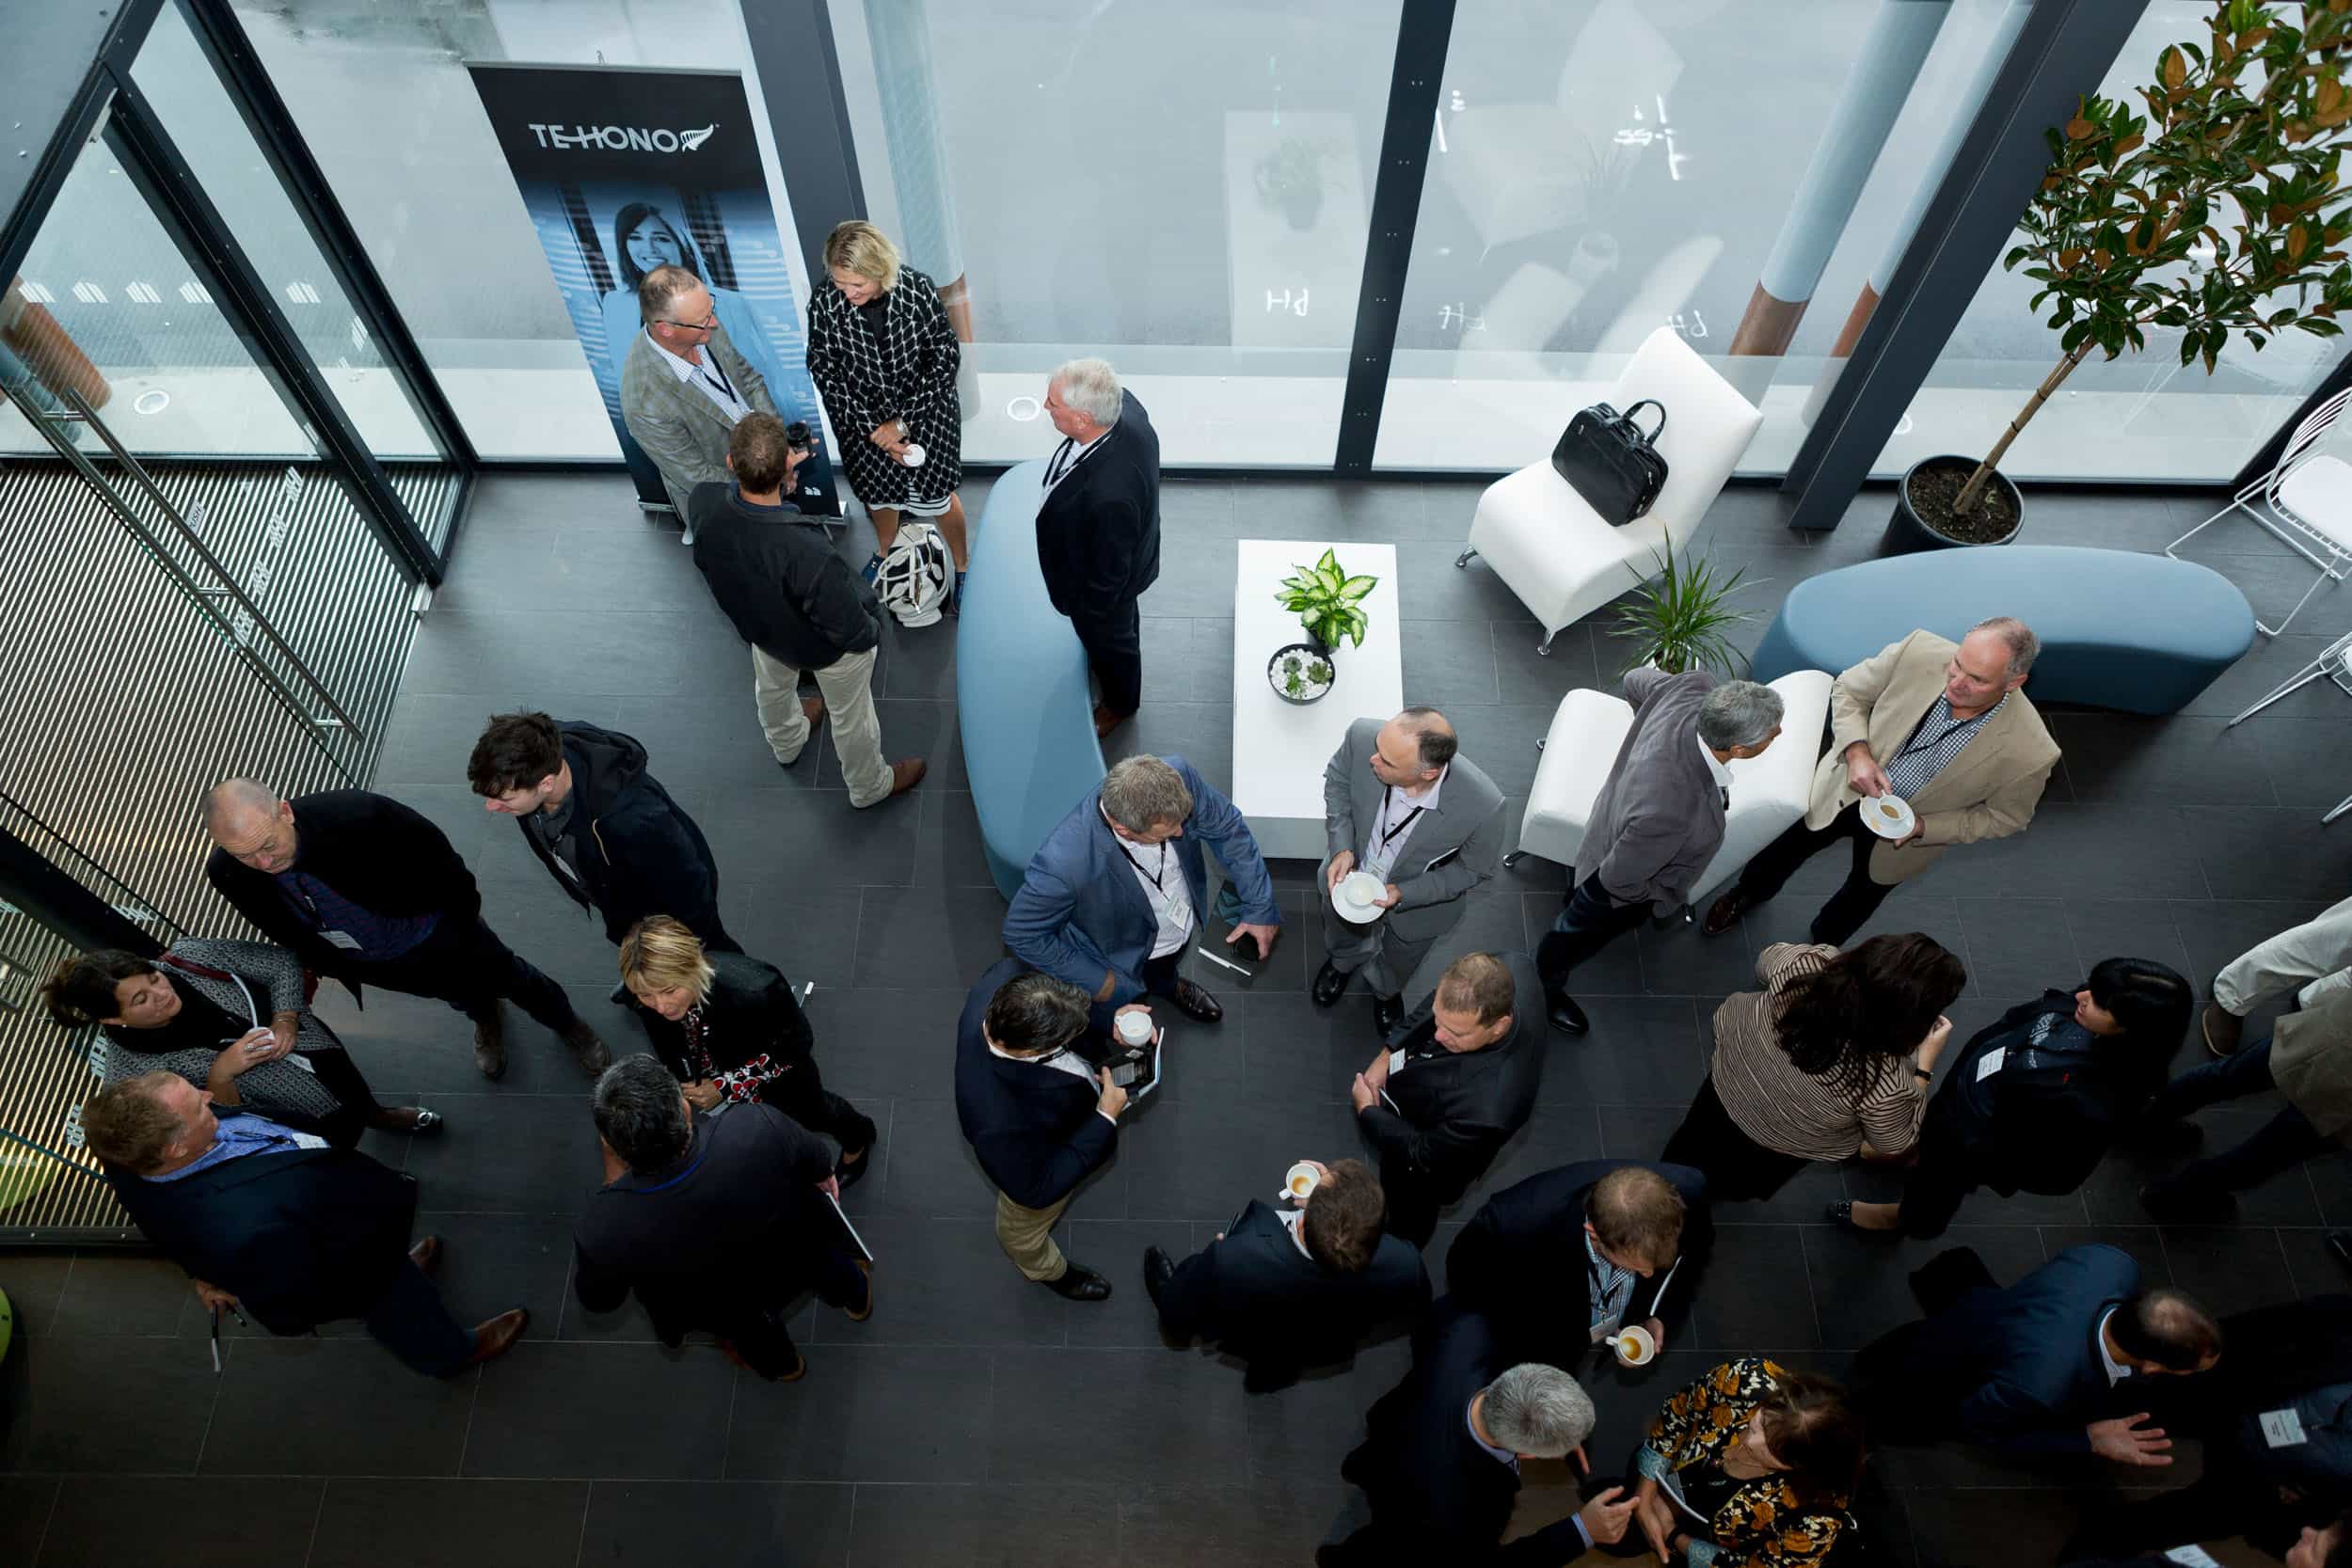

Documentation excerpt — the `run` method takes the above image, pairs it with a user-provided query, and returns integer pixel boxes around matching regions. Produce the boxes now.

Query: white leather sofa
[1456,327,1763,654]
[1509,668,1834,909]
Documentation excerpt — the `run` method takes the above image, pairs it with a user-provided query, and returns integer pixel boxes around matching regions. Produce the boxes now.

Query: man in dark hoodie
[469,712,739,1022]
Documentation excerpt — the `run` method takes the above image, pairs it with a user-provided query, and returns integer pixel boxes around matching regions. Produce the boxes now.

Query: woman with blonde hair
[618,916,874,1183]
[804,219,968,605]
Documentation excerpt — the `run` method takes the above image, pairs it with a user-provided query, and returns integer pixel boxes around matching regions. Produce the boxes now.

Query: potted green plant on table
[1609,540,1762,675]
[1268,547,1375,705]
[1896,0,2352,551]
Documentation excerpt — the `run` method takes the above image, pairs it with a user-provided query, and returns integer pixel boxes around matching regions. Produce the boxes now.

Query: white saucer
[1863,793,1916,839]
[1332,870,1386,925]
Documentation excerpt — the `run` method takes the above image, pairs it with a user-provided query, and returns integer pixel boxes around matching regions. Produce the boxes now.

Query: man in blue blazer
[1144,1156,1432,1391]
[1855,1243,2223,1463]
[1004,753,1280,1027]
[955,958,1139,1301]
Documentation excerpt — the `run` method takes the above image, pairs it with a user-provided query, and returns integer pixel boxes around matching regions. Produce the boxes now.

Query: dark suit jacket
[1356,952,1548,1206]
[1157,1197,1431,1370]
[205,789,481,979]
[103,1121,418,1336]
[1574,667,1730,916]
[519,721,723,945]
[572,1101,839,1348]
[631,950,814,1099]
[1342,1297,1593,1563]
[1446,1158,1711,1366]
[953,957,1117,1211]
[1927,992,2168,1196]
[1863,1243,2143,1454]
[1034,388,1160,620]
[1002,754,1279,1034]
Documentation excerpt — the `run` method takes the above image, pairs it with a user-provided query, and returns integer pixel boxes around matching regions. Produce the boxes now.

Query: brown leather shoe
[887,757,927,798]
[562,1019,612,1075]
[409,1235,442,1275]
[1701,889,1752,938]
[473,1005,508,1080]
[2202,1001,2244,1057]
[467,1307,529,1366]
[846,1259,875,1323]
[802,694,826,731]
[1093,703,1125,739]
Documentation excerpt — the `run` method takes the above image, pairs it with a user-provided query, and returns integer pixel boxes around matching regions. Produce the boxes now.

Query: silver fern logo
[526,121,718,154]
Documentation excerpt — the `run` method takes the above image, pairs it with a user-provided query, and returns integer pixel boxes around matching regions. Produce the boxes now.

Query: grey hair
[201,776,278,834]
[1481,1364,1596,1457]
[593,1053,691,1171]
[638,262,704,325]
[1696,680,1786,751]
[1051,357,1123,427]
[1968,615,2040,678]
[1099,755,1192,834]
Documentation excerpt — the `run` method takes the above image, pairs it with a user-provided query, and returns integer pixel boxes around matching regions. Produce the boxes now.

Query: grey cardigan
[1574,667,1729,916]
[92,938,351,1121]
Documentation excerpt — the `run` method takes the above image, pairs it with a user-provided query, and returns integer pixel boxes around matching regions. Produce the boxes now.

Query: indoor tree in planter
[1609,541,1761,675]
[1904,0,2352,549]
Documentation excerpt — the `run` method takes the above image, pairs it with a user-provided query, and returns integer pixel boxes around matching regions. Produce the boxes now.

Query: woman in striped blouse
[1661,935,1965,1200]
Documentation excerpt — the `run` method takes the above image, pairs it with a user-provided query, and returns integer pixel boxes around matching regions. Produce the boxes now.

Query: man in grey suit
[619,263,777,543]
[1538,673,1784,1036]
[1315,708,1506,1037]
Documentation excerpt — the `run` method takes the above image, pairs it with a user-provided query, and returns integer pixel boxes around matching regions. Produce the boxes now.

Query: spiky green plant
[1608,541,1760,675]
[1275,547,1377,650]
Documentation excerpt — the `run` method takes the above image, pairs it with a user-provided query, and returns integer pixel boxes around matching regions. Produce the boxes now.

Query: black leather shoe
[1171,978,1224,1024]
[1546,990,1589,1035]
[1311,958,1349,1008]
[1701,889,1751,938]
[1142,1245,1174,1307]
[1372,993,1404,1037]
[835,1144,875,1189]
[1042,1262,1112,1302]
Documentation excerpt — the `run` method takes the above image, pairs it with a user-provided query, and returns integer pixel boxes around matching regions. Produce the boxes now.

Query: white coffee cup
[899,442,927,467]
[1115,1010,1154,1047]
[1610,1323,1657,1366]
[1281,1161,1321,1202]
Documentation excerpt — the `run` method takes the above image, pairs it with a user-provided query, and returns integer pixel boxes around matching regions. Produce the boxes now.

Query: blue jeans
[2145,1037,2332,1196]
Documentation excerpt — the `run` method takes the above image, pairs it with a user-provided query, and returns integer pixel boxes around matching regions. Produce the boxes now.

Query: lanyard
[1046,436,1097,488]
[1897,701,1983,761]
[693,350,739,406]
[1114,834,1172,892]
[1376,787,1427,851]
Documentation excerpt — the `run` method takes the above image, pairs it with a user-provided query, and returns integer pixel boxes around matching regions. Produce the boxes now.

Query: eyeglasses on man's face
[660,313,717,334]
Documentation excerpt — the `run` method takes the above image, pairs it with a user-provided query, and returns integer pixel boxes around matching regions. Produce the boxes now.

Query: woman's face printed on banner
[624,214,686,276]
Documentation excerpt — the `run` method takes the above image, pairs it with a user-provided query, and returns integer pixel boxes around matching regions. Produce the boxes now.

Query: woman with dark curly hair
[1661,934,1966,1200]
[43,941,437,1147]
[1836,957,2188,1235]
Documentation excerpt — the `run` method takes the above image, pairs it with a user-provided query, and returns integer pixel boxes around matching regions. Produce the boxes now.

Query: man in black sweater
[1145,1156,1431,1391]
[688,411,923,807]
[954,958,1136,1302]
[574,1053,870,1382]
[468,711,739,974]
[204,778,609,1081]
[84,1070,526,1374]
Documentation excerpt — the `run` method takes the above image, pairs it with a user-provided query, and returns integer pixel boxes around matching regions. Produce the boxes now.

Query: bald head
[1371,707,1456,791]
[204,779,298,873]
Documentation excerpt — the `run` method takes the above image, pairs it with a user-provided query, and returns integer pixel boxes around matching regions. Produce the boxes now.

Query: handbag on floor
[1550,398,1669,525]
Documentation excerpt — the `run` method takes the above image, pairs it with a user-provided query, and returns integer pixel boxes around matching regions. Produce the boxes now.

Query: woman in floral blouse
[619,916,875,1184]
[1625,1356,1864,1568]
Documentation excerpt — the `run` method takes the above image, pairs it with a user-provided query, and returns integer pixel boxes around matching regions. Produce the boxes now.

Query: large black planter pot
[1883,454,2025,554]
[1268,641,1335,705]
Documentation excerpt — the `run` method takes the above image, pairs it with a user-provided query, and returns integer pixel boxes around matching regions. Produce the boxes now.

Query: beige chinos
[993,1190,1074,1282]
[2215,893,2352,1016]
[752,645,893,806]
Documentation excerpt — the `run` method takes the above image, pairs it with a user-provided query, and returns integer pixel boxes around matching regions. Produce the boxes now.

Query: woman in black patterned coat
[804,220,967,601]
[43,939,438,1147]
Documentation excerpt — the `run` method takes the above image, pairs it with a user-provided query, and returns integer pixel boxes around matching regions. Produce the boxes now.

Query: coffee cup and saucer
[1279,1161,1323,1202]
[1863,793,1916,840]
[1331,870,1387,926]
[1606,1323,1657,1366]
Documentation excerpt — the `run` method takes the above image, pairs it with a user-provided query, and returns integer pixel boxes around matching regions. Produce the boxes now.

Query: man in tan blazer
[1701,618,2058,946]
[619,264,776,541]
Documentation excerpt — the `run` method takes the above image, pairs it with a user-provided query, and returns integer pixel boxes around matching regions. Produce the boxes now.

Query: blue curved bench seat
[1749,545,2256,715]
[956,458,1105,899]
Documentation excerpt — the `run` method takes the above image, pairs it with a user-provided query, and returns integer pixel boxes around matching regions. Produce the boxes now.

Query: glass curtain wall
[827,0,1405,467]
[1883,0,2347,483]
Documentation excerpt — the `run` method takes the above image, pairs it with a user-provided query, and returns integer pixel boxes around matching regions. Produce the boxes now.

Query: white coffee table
[1231,539,1403,858]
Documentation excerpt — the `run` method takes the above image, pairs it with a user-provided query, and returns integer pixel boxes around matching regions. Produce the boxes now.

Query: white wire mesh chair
[2168,387,2352,635]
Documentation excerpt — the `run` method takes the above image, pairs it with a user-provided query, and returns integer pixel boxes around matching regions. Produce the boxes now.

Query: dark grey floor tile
[579,1480,850,1568]
[1491,620,1603,705]
[850,886,1012,990]
[1062,1218,1212,1350]
[0,1478,53,1562]
[1,1334,218,1474]
[1927,804,2210,901]
[802,987,968,1099]
[1456,1103,1608,1216]
[411,1212,574,1341]
[1398,618,1500,706]
[868,1095,1054,1220]
[46,1252,198,1338]
[1675,1224,1822,1352]
[1435,705,1558,796]
[0,1258,72,1344]
[401,610,705,697]
[1543,996,1706,1105]
[399,1093,605,1217]
[1125,1098,1359,1225]
[1799,1225,2047,1353]
[36,1477,319,1568]
[2062,898,2193,980]
[199,1337,474,1475]
[1136,535,1242,619]
[309,1478,591,1568]
[463,1341,734,1478]
[1118,1483,1361,1567]
[727,882,867,986]
[1140,616,1237,705]
[2306,1147,2352,1228]
[2084,1105,2323,1226]
[437,520,718,614]
[845,1482,1113,1567]
[989,1347,1249,1485]
[1596,1103,1849,1224]
[804,1215,1064,1347]
[1238,991,1395,1108]
[879,615,958,701]
[2054,712,2275,806]
[690,784,919,888]
[2181,629,2345,718]
[2155,1224,2298,1318]
[913,787,1006,889]
[816,697,968,792]
[611,686,843,796]
[2169,897,2330,991]
[2187,805,2352,901]
[1953,896,2084,1004]
[2280,1223,2352,1297]
[1159,478,1240,535]
[1104,702,1232,794]
[1396,540,1542,622]
[723,1343,993,1481]
[2036,1225,2169,1287]
[310,985,584,1098]
[2248,699,2352,811]
[1239,1333,1412,1481]
[1902,1486,2091,1568]
[1638,911,1771,998]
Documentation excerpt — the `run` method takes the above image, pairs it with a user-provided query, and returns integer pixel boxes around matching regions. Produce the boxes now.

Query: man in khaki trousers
[2201,894,2352,1055]
[688,414,923,807]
